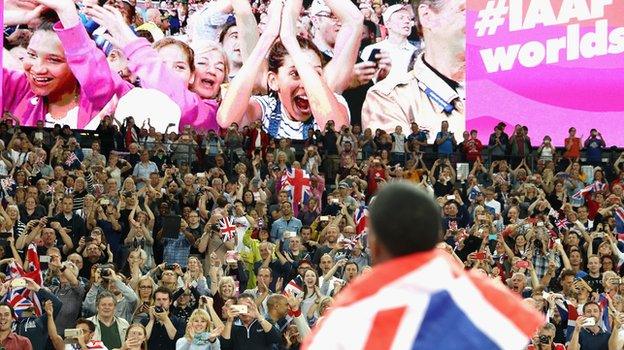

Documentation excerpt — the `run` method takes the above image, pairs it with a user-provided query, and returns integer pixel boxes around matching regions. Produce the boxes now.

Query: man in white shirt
[390,125,407,166]
[360,4,417,83]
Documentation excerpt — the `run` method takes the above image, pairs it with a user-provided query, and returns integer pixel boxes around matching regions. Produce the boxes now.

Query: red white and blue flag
[3,244,43,318]
[283,275,304,299]
[555,218,570,231]
[572,182,606,200]
[281,168,312,206]
[219,217,237,242]
[65,152,80,167]
[614,207,624,239]
[303,250,543,350]
[354,206,367,237]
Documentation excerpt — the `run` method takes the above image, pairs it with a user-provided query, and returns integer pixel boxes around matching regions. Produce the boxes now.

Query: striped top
[252,94,350,140]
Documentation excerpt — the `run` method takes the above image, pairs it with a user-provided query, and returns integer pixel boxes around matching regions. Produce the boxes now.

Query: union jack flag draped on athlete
[281,168,312,206]
[3,244,43,317]
[303,250,544,350]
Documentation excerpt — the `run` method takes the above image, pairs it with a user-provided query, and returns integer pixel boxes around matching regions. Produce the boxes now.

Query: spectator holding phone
[360,4,415,83]
[82,268,138,322]
[363,0,465,141]
[220,293,281,350]
[144,287,185,349]
[568,302,612,350]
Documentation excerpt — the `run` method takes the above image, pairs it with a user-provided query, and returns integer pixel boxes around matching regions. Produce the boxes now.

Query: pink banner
[467,0,624,145]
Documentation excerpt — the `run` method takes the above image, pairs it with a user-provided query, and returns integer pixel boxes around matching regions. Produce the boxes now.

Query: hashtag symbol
[474,0,508,37]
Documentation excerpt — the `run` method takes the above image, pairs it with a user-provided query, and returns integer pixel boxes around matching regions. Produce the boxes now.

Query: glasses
[315,13,339,22]
[139,285,152,289]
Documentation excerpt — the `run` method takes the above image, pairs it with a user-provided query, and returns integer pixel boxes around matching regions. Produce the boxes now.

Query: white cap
[382,4,408,24]
[309,0,331,16]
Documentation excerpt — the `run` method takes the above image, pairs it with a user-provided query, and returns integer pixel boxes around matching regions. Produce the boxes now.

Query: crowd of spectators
[0,114,620,350]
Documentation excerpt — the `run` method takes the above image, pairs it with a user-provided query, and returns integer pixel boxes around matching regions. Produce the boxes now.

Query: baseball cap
[338,181,350,189]
[382,4,407,24]
[309,0,331,16]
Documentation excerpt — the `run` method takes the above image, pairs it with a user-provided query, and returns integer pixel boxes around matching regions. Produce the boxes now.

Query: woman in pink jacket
[84,4,225,133]
[2,0,131,129]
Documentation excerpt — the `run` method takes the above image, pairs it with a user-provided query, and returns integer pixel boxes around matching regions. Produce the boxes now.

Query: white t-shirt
[360,39,418,83]
[45,106,101,130]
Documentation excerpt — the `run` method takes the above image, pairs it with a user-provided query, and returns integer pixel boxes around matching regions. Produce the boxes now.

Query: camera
[101,268,112,278]
[154,306,164,313]
[534,239,543,251]
[210,223,220,231]
[538,335,551,344]
[165,264,176,270]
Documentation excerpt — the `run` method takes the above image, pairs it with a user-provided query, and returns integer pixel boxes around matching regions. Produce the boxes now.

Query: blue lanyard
[418,82,455,114]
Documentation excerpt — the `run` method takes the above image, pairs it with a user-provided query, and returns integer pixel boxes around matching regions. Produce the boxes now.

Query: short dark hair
[582,301,600,314]
[559,269,576,284]
[153,287,172,300]
[219,20,237,44]
[345,261,359,272]
[76,318,96,333]
[237,293,255,303]
[0,303,15,318]
[369,182,441,256]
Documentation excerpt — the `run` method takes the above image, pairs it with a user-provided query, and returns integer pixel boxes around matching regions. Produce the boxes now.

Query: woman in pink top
[2,0,131,129]
[83,4,225,132]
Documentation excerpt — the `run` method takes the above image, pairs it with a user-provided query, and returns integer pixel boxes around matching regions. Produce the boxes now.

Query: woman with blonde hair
[176,309,223,349]
[132,274,156,323]
[212,276,236,321]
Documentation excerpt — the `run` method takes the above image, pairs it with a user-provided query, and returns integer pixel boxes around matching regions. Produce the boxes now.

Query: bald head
[146,8,162,26]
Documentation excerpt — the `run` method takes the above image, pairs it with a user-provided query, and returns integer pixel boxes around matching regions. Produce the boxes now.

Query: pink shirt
[3,22,132,128]
[122,38,219,133]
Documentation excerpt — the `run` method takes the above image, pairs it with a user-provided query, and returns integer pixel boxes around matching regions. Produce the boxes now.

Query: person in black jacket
[220,293,281,350]
[54,195,87,249]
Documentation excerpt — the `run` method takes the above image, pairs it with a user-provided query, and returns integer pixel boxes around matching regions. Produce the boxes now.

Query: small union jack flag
[354,205,368,237]
[339,237,356,250]
[219,217,237,241]
[448,220,458,231]
[283,275,304,298]
[572,182,606,200]
[0,178,15,189]
[65,152,79,167]
[281,168,312,206]
[555,218,569,231]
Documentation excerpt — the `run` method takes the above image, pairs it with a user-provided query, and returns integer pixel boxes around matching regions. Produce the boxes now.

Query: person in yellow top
[242,226,262,289]
[362,0,465,143]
